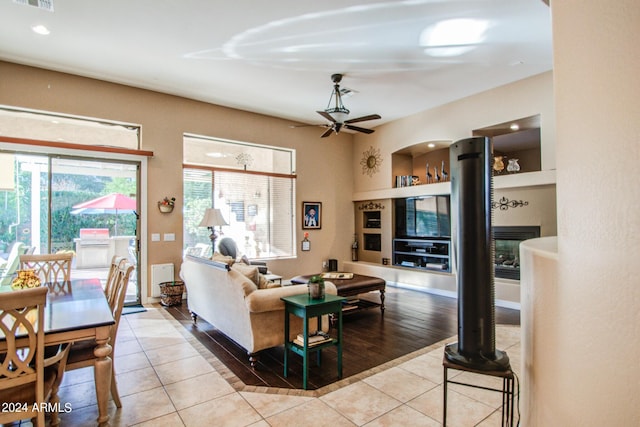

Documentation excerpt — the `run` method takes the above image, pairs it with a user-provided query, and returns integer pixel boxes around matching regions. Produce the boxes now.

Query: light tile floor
[51,306,521,426]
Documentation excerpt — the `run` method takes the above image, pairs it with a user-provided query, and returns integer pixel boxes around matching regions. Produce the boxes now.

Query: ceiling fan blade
[289,123,330,129]
[317,111,336,123]
[345,114,381,124]
[320,127,334,138]
[345,124,375,134]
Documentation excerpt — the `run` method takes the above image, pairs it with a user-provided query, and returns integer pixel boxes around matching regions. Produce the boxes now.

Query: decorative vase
[493,156,506,174]
[507,158,521,173]
[351,234,359,262]
[308,276,325,300]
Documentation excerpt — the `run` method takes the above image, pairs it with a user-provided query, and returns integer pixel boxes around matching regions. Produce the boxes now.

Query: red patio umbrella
[71,193,137,235]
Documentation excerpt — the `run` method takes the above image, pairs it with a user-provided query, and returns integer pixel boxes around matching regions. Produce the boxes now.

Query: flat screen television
[395,195,451,238]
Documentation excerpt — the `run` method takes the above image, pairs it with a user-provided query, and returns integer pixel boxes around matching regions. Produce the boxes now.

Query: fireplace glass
[494,226,540,280]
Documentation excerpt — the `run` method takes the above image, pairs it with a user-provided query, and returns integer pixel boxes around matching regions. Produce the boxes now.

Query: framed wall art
[302,201,322,229]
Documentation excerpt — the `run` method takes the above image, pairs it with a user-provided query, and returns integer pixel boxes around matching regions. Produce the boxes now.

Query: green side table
[281,293,346,390]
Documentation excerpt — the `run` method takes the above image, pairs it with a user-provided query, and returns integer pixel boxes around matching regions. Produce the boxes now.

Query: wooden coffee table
[290,273,385,314]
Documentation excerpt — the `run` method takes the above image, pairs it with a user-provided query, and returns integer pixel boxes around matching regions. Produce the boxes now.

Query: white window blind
[183,135,296,259]
[213,171,294,258]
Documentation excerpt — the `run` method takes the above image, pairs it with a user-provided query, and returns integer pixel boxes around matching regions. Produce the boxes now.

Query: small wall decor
[302,202,322,229]
[492,196,529,210]
[358,201,385,210]
[301,232,310,251]
[360,146,382,177]
[158,196,175,213]
[235,153,253,170]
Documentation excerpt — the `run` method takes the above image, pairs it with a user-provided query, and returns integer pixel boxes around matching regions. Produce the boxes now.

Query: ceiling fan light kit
[300,73,381,138]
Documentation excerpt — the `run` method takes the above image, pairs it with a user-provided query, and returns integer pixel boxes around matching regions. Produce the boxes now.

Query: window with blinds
[183,135,296,259]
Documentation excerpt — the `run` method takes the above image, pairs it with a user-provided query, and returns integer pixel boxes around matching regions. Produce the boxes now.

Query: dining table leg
[94,327,113,426]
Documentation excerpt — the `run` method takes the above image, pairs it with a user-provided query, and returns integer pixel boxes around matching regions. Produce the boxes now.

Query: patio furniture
[0,242,27,286]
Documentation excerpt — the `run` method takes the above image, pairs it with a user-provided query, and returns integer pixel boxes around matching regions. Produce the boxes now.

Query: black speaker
[445,136,510,371]
[328,259,338,272]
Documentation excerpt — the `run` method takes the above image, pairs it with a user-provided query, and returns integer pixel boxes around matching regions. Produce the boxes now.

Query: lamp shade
[199,208,228,227]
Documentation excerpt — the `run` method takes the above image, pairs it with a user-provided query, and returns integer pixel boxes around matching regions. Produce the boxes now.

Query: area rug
[122,304,147,315]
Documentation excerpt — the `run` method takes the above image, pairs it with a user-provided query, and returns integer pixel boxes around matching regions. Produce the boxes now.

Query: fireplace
[494,226,540,280]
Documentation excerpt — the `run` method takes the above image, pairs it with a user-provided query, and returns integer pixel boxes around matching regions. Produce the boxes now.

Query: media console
[392,238,451,272]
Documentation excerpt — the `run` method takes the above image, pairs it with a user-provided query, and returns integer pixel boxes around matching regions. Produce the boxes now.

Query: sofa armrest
[245,281,337,313]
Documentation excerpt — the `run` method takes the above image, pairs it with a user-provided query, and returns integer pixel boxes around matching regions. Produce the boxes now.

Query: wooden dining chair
[104,255,128,308]
[19,253,73,284]
[65,261,134,408]
[0,286,71,427]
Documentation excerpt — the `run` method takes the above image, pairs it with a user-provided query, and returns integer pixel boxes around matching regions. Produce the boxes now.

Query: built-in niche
[364,233,382,251]
[363,211,381,228]
[473,114,542,174]
[392,142,451,188]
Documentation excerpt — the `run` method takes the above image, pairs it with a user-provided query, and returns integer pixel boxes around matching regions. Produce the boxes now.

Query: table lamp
[199,208,228,252]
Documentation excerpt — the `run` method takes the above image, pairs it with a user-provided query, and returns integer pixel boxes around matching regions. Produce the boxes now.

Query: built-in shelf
[353,169,556,201]
[393,238,451,273]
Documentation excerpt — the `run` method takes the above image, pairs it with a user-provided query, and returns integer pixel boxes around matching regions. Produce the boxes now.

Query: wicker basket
[159,281,185,306]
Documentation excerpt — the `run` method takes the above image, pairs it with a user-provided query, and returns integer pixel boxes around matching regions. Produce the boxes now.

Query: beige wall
[541,0,640,424]
[0,61,356,298]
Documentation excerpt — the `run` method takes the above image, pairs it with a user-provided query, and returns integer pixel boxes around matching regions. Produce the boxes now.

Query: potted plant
[307,274,325,300]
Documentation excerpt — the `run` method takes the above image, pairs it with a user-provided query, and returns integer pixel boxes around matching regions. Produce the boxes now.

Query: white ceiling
[0,0,552,129]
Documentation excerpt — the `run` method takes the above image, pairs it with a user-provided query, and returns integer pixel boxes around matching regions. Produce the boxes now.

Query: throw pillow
[231,263,260,286]
[212,252,235,266]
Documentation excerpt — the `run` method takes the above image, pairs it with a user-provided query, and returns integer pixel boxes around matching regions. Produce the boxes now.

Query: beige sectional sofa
[180,255,337,366]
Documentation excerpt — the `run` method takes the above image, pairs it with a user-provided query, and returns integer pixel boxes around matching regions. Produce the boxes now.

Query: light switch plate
[151,233,160,242]
[164,233,175,241]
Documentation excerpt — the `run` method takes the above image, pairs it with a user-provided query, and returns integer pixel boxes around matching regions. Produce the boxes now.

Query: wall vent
[13,0,54,12]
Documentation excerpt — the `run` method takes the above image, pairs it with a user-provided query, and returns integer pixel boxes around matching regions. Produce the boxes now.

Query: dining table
[0,278,115,426]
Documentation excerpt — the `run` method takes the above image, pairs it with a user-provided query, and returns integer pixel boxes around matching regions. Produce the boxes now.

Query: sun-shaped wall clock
[360,146,382,177]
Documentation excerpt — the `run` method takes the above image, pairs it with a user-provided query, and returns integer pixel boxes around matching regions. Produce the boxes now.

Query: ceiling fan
[293,74,381,138]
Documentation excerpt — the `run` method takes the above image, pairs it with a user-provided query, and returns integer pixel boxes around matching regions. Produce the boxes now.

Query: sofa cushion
[257,274,281,289]
[231,263,260,286]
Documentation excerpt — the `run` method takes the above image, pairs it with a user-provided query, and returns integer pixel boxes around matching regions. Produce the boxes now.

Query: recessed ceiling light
[510,123,520,131]
[427,143,436,148]
[31,25,50,35]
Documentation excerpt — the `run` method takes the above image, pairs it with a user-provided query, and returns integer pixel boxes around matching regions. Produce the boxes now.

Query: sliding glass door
[0,152,141,304]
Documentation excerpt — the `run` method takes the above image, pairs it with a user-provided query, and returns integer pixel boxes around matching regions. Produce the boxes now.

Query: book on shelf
[293,332,331,347]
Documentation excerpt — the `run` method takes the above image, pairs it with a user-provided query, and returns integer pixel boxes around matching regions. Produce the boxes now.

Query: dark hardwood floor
[165,287,520,390]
